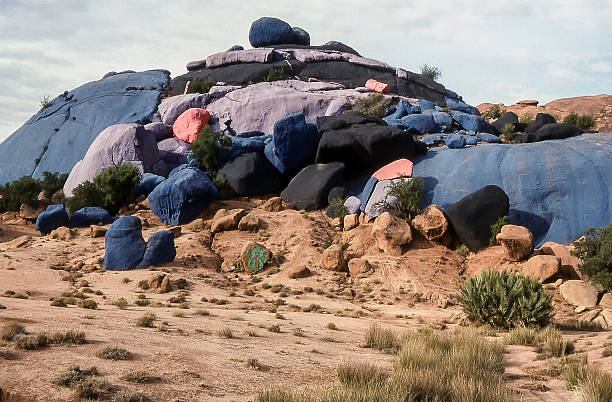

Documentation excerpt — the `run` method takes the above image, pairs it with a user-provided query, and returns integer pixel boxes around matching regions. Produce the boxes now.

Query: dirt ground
[0,199,610,401]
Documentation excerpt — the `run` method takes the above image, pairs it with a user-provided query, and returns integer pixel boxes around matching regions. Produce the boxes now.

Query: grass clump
[56,366,99,387]
[113,298,129,309]
[572,224,612,290]
[14,334,49,350]
[337,361,388,388]
[78,299,97,309]
[263,68,289,82]
[489,215,508,246]
[217,327,234,338]
[374,177,423,222]
[97,345,131,360]
[49,330,87,345]
[187,77,215,94]
[134,298,150,307]
[352,93,392,119]
[456,270,554,329]
[121,370,162,383]
[419,64,441,81]
[505,326,573,357]
[135,312,156,328]
[564,112,596,130]
[188,126,232,174]
[364,324,399,352]
[563,360,612,401]
[73,378,117,400]
[0,322,26,341]
[267,324,281,333]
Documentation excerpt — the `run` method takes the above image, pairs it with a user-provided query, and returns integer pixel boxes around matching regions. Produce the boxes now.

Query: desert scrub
[49,330,87,345]
[41,171,68,198]
[364,324,399,352]
[112,298,129,309]
[373,177,424,222]
[14,334,49,350]
[120,370,162,383]
[351,93,392,119]
[267,324,281,333]
[337,361,388,388]
[97,345,131,360]
[188,126,232,174]
[263,68,289,82]
[519,112,536,126]
[455,244,470,257]
[419,64,441,81]
[504,326,573,357]
[572,224,612,290]
[187,77,215,94]
[56,366,99,387]
[0,322,26,341]
[217,327,234,338]
[562,359,612,401]
[78,299,97,309]
[482,104,506,120]
[489,215,508,246]
[136,312,156,328]
[0,175,42,212]
[564,112,596,130]
[500,123,517,143]
[456,270,553,329]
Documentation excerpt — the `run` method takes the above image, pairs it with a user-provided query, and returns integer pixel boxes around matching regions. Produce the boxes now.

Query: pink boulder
[173,108,211,143]
[365,79,390,94]
[372,159,413,181]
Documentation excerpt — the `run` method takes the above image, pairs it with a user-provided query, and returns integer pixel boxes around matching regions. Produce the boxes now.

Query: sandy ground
[0,200,610,401]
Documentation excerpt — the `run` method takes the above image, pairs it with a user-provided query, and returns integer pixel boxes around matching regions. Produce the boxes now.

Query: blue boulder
[249,17,295,48]
[138,230,176,268]
[292,27,310,46]
[445,89,463,101]
[383,100,412,124]
[227,45,244,52]
[148,166,217,226]
[477,133,501,143]
[452,112,491,132]
[395,114,438,134]
[69,207,113,227]
[432,112,453,131]
[36,204,69,235]
[226,135,269,162]
[418,99,438,111]
[135,173,166,197]
[421,134,447,146]
[413,134,612,246]
[446,98,480,115]
[411,106,422,114]
[358,177,379,211]
[465,136,478,146]
[0,70,170,185]
[264,113,320,175]
[104,216,146,271]
[445,134,467,149]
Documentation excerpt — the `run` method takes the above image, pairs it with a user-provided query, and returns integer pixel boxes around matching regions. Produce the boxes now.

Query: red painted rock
[173,108,211,143]
[365,79,390,94]
[372,159,413,181]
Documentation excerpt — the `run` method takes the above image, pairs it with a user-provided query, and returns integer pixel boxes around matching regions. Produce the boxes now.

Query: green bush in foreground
[564,112,596,130]
[456,270,554,329]
[188,126,232,174]
[482,104,506,120]
[500,123,517,143]
[572,224,612,290]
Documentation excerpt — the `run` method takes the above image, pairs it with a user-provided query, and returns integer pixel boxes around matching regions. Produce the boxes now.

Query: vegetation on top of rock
[500,123,517,143]
[351,94,392,119]
[41,171,69,198]
[188,126,233,174]
[519,113,536,126]
[328,197,348,221]
[564,112,596,130]
[456,270,554,329]
[374,177,424,223]
[64,164,140,215]
[489,215,508,246]
[482,104,506,120]
[419,64,441,81]
[39,94,51,110]
[187,77,215,94]
[0,175,42,212]
[263,68,290,82]
[572,224,612,290]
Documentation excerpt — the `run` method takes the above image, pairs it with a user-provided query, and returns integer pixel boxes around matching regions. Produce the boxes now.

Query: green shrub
[456,270,554,329]
[500,123,517,142]
[78,299,97,309]
[187,77,215,94]
[519,113,535,126]
[351,94,392,119]
[41,171,69,197]
[263,68,289,82]
[93,164,140,215]
[188,126,232,174]
[572,224,612,290]
[0,176,42,212]
[136,313,156,328]
[40,95,52,110]
[328,197,348,221]
[364,324,399,352]
[15,334,49,350]
[97,345,131,360]
[420,64,441,81]
[0,322,26,341]
[374,177,424,222]
[564,112,596,130]
[64,181,105,213]
[489,215,508,246]
[482,104,506,120]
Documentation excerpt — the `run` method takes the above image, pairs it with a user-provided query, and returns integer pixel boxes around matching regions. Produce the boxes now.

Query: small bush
[64,181,105,213]
[0,322,26,341]
[572,224,612,290]
[136,313,156,328]
[135,298,150,307]
[97,345,131,360]
[113,298,129,309]
[217,327,234,338]
[337,361,388,388]
[188,126,232,174]
[0,176,42,212]
[56,366,99,387]
[73,378,116,400]
[267,324,281,333]
[41,171,69,198]
[121,370,161,383]
[539,326,574,358]
[49,330,87,345]
[455,244,470,258]
[15,334,49,350]
[489,215,508,246]
[326,322,337,330]
[79,299,98,309]
[187,77,215,94]
[364,324,399,351]
[327,197,348,221]
[263,68,289,82]
[247,357,266,370]
[564,112,596,130]
[500,123,516,142]
[351,94,392,119]
[374,177,423,222]
[503,327,540,346]
[519,113,536,126]
[482,104,506,120]
[93,164,140,215]
[456,270,554,329]
[563,361,612,401]
[420,64,441,81]
[40,95,52,110]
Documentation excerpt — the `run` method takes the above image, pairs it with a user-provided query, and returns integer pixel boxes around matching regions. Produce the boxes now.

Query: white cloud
[592,61,612,73]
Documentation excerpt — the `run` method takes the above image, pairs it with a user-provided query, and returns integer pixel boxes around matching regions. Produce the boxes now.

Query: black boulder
[281,163,345,211]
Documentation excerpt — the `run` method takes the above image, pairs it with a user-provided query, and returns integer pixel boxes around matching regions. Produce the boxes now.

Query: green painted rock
[241,241,272,274]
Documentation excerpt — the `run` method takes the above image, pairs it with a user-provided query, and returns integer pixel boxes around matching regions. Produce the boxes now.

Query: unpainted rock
[287,265,311,279]
[559,280,599,307]
[263,197,283,212]
[238,214,260,231]
[19,202,48,221]
[343,214,359,231]
[520,255,560,282]
[539,241,582,279]
[371,212,412,256]
[496,224,534,262]
[50,226,76,240]
[411,205,450,244]
[348,258,371,277]
[599,293,612,309]
[211,208,247,233]
[321,245,346,271]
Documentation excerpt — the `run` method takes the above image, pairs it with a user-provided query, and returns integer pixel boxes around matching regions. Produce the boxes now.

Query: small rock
[599,293,612,309]
[159,276,172,293]
[19,202,48,220]
[0,235,31,252]
[263,197,283,212]
[348,258,371,277]
[90,225,107,238]
[186,218,205,232]
[371,212,412,256]
[50,226,75,240]
[148,273,166,289]
[343,288,355,297]
[496,225,534,262]
[593,315,607,329]
[559,280,599,307]
[321,245,346,271]
[238,214,260,231]
[51,189,65,204]
[211,208,247,233]
[331,217,342,229]
[168,226,182,238]
[575,306,588,314]
[520,255,561,282]
[139,198,150,209]
[579,309,600,324]
[411,205,450,244]
[241,241,272,274]
[287,265,311,279]
[539,241,582,278]
[343,214,359,231]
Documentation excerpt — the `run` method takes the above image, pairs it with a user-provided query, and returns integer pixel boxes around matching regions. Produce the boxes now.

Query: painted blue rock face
[0,70,170,185]
[104,216,146,270]
[69,207,113,227]
[36,204,69,235]
[413,133,612,246]
[249,17,295,48]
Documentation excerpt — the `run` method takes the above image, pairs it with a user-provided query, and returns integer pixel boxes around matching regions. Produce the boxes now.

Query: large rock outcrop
[0,70,170,185]
[413,133,612,246]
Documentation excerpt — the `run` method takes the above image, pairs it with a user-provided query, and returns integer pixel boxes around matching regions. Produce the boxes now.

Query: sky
[1,0,611,143]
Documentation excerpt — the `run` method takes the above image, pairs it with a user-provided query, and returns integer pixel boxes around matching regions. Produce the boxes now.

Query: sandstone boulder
[539,241,582,278]
[348,258,371,277]
[371,212,412,256]
[263,197,283,212]
[90,225,107,238]
[411,205,450,244]
[238,214,260,231]
[50,226,76,240]
[496,224,534,262]
[520,255,560,282]
[321,245,346,271]
[211,209,247,233]
[559,280,599,307]
[287,265,311,279]
[343,214,359,231]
